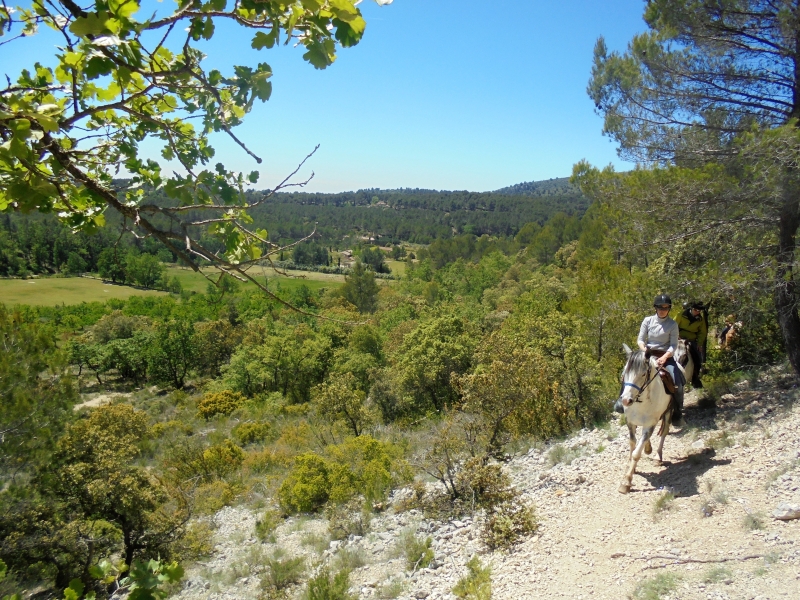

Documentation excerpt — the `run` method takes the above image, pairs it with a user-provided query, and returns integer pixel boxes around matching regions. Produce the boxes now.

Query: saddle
[645,349,677,394]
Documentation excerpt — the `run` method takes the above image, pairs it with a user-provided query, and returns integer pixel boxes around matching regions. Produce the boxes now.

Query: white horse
[617,344,675,494]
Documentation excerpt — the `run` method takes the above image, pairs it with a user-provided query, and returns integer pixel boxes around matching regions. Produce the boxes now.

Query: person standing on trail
[676,300,708,389]
[638,294,685,427]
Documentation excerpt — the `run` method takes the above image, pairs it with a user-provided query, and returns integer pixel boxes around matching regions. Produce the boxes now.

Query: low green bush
[278,453,331,514]
[452,555,491,600]
[197,390,244,419]
[396,530,434,571]
[302,567,355,600]
[278,436,411,514]
[233,421,272,445]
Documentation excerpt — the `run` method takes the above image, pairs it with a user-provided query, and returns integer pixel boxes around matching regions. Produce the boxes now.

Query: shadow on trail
[637,448,732,497]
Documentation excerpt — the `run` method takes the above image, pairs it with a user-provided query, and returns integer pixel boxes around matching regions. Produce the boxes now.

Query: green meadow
[0,276,166,307]
[165,266,344,294]
[0,267,346,307]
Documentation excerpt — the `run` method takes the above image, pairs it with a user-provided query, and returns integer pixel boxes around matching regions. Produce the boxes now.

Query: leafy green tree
[312,372,374,437]
[341,260,379,313]
[393,315,475,412]
[50,404,187,571]
[194,319,242,377]
[0,0,387,304]
[126,253,165,289]
[360,246,389,273]
[588,0,800,375]
[223,323,332,402]
[0,305,76,475]
[148,319,197,389]
[97,248,126,283]
[64,252,87,275]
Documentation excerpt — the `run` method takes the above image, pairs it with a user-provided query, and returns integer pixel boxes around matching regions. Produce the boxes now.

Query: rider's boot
[672,384,685,428]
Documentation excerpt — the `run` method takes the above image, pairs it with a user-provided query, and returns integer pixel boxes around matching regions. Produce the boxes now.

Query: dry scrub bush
[197,390,244,419]
[482,497,538,551]
[326,498,372,540]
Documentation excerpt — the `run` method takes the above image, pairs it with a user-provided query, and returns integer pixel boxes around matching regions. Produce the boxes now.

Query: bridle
[620,361,660,404]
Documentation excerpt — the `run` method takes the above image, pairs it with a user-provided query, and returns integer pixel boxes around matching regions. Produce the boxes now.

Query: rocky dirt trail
[176,369,800,600]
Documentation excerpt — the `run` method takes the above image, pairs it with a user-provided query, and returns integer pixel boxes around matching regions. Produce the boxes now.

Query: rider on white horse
[637,294,685,427]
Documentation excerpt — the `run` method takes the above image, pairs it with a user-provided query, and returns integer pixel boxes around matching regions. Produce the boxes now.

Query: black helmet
[691,300,706,310]
[682,302,691,310]
[653,294,672,308]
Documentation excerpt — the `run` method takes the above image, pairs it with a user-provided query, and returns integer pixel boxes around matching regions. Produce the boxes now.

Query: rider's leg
[665,364,685,427]
[688,341,703,388]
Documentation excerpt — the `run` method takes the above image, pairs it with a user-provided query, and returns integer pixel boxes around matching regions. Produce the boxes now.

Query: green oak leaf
[69,12,112,37]
[303,39,336,69]
[251,29,278,50]
[108,0,140,19]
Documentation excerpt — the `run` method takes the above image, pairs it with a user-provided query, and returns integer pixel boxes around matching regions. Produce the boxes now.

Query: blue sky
[2,0,648,192]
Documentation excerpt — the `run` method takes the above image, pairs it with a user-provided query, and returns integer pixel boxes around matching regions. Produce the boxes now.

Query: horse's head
[618,345,650,408]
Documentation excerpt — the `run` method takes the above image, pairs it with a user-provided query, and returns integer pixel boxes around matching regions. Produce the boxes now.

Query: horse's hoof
[644,441,652,455]
[618,484,631,494]
[653,460,662,467]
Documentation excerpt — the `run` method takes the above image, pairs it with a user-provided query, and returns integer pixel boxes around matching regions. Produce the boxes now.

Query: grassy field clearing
[0,276,165,306]
[165,266,344,294]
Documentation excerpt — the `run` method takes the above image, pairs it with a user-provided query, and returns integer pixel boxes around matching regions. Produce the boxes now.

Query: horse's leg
[656,415,669,465]
[620,425,650,494]
[627,422,636,455]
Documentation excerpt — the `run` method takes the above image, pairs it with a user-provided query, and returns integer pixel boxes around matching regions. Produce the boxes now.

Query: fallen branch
[632,553,764,571]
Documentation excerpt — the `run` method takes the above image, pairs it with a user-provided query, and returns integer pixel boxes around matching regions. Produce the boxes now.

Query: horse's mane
[623,349,649,378]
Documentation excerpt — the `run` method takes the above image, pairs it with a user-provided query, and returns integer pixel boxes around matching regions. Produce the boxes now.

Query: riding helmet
[691,300,706,309]
[653,293,672,307]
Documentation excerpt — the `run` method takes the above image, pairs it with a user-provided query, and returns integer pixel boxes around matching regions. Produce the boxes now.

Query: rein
[622,363,661,403]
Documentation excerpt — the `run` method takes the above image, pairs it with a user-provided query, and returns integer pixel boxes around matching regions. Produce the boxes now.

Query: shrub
[396,530,434,571]
[278,453,331,514]
[452,555,491,600]
[262,551,306,594]
[194,481,237,514]
[233,421,272,445]
[169,521,215,562]
[652,489,675,521]
[482,498,537,551]
[278,437,410,514]
[455,457,515,508]
[326,435,411,505]
[202,439,245,478]
[302,567,355,600]
[326,499,372,540]
[255,509,282,542]
[197,390,244,419]
[632,572,680,600]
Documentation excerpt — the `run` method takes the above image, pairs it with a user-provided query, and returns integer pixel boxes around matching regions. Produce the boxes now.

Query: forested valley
[3,0,800,598]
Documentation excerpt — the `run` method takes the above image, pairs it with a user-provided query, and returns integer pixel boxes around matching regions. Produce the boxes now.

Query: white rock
[773,503,800,520]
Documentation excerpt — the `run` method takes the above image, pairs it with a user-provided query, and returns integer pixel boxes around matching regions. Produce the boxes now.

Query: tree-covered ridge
[224,185,587,245]
[493,177,579,197]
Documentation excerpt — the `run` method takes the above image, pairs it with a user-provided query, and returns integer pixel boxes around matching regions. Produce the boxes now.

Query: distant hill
[494,177,579,196]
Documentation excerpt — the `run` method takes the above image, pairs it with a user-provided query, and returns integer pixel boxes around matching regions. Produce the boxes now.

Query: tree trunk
[774,194,800,377]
